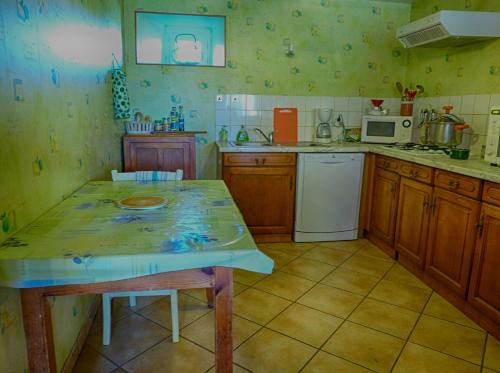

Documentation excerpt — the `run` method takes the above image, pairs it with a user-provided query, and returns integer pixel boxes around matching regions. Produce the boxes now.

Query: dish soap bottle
[236,125,249,143]
[219,126,228,142]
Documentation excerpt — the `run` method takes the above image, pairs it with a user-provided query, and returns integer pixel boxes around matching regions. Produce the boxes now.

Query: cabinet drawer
[483,182,500,206]
[223,153,296,167]
[375,155,399,172]
[435,170,482,199]
[398,161,434,184]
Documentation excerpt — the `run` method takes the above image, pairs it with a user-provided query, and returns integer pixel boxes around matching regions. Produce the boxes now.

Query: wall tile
[230,94,247,111]
[216,110,230,126]
[460,95,475,115]
[473,95,491,115]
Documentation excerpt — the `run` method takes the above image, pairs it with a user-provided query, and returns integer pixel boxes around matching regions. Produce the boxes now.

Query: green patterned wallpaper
[407,0,500,95]
[0,0,123,371]
[123,0,412,178]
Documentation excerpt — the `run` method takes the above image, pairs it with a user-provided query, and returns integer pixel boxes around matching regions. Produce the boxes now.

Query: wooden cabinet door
[425,187,481,297]
[223,166,295,235]
[369,167,400,246]
[395,177,432,269]
[125,141,195,179]
[468,203,500,323]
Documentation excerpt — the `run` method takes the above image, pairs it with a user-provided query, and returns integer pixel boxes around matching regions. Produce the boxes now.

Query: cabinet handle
[423,195,429,210]
[254,158,259,165]
[383,161,390,168]
[448,180,460,188]
[261,158,266,165]
[476,215,485,237]
[430,197,437,216]
[413,170,419,178]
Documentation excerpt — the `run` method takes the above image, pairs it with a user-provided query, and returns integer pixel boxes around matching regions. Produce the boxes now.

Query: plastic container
[236,125,249,143]
[219,126,228,142]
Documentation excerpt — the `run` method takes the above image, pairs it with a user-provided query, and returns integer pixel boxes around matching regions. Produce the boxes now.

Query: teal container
[236,125,249,143]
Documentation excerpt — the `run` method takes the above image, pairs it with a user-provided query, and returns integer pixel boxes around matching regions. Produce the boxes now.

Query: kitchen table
[0,180,273,373]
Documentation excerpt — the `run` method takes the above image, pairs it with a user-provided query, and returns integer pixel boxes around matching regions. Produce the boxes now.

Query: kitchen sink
[231,141,273,147]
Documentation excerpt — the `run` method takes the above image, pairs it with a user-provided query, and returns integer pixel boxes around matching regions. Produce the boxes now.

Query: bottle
[178,105,185,131]
[236,125,249,143]
[170,106,178,131]
[162,117,170,132]
[219,126,228,142]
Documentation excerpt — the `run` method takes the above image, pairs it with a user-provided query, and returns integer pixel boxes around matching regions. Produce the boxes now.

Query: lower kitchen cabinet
[222,153,296,241]
[367,167,400,257]
[395,177,432,269]
[468,203,500,324]
[425,187,481,297]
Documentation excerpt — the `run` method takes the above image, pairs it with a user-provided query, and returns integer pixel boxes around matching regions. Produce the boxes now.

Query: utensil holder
[400,102,413,116]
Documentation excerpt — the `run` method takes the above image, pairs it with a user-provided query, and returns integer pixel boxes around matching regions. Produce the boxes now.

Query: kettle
[316,109,333,143]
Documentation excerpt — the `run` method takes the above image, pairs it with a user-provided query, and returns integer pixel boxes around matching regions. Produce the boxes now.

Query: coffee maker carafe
[316,109,333,143]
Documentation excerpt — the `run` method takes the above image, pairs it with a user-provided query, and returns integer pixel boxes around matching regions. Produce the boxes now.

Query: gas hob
[383,143,449,155]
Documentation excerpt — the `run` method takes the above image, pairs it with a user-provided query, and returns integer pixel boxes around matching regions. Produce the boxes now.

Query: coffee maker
[316,109,333,143]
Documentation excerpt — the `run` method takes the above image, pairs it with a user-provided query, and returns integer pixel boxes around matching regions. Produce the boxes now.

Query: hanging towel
[111,55,131,119]
[136,170,184,182]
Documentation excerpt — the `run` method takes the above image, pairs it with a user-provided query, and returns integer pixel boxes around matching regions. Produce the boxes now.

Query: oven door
[361,118,398,143]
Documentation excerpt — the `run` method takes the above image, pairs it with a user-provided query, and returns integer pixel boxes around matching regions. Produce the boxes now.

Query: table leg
[206,288,215,308]
[20,288,57,373]
[214,267,233,373]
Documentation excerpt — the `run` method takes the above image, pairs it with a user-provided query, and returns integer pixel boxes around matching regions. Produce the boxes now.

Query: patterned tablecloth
[0,180,273,288]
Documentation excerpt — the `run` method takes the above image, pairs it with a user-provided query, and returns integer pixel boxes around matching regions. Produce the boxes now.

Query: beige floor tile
[259,247,297,270]
[302,246,353,266]
[316,239,368,253]
[339,254,393,278]
[92,301,133,332]
[369,279,431,312]
[302,351,372,373]
[234,268,267,286]
[264,242,317,256]
[86,313,168,365]
[115,295,165,311]
[484,334,500,371]
[181,282,248,302]
[254,271,316,301]
[383,263,429,290]
[234,328,316,372]
[122,338,214,372]
[280,257,335,281]
[423,293,482,330]
[73,345,118,373]
[297,284,363,319]
[357,242,394,260]
[393,342,480,373]
[482,369,498,373]
[323,321,404,372]
[410,315,486,364]
[348,298,420,339]
[138,293,211,329]
[321,267,379,296]
[234,288,291,325]
[180,311,260,352]
[267,303,343,348]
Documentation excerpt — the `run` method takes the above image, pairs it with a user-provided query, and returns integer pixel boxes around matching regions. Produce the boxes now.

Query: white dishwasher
[294,153,364,242]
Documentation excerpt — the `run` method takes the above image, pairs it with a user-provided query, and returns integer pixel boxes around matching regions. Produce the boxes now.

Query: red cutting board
[273,108,298,143]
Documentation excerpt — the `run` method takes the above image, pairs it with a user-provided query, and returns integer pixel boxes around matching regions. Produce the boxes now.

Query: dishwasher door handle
[319,161,347,165]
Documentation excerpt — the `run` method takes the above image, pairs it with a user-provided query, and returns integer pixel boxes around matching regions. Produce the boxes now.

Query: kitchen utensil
[416,84,425,94]
[273,108,298,143]
[369,99,388,115]
[450,148,470,160]
[316,109,333,143]
[428,106,469,146]
[396,82,404,96]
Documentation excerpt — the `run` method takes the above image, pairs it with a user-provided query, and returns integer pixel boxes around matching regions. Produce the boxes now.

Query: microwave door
[365,120,396,143]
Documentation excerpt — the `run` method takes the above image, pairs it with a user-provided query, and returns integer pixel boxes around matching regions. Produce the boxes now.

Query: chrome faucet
[253,128,274,144]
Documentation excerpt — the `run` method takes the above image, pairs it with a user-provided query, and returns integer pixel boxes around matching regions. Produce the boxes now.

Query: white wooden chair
[103,169,182,345]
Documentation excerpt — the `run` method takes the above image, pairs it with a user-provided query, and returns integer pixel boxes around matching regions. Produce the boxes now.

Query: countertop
[216,141,500,183]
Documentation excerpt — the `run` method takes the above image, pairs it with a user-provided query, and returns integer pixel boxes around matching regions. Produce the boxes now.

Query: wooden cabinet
[222,153,296,241]
[483,182,500,207]
[395,177,432,269]
[368,167,400,256]
[468,203,500,324]
[398,161,434,184]
[435,170,482,199]
[124,134,196,179]
[425,187,481,297]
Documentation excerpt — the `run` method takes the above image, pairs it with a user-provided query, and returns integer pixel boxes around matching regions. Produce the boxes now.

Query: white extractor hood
[397,10,500,48]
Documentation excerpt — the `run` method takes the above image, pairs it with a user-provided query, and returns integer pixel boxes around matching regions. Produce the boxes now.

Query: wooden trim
[215,267,233,373]
[359,153,376,237]
[61,297,99,373]
[366,232,397,259]
[253,233,292,243]
[21,288,57,373]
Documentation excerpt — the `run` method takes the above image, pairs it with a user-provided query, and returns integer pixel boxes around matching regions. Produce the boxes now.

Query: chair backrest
[111,169,183,181]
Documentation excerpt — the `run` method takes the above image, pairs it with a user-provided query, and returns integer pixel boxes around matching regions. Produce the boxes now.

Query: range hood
[397,10,500,48]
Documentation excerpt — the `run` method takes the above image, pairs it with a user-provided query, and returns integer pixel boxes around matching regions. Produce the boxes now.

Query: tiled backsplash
[215,93,500,156]
[215,94,401,142]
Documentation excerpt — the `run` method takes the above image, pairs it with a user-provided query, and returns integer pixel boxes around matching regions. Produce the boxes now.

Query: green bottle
[236,125,249,143]
[219,126,228,142]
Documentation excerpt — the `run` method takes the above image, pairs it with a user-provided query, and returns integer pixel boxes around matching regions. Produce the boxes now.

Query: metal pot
[428,113,469,146]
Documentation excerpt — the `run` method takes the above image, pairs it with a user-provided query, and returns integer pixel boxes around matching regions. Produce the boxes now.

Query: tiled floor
[73,240,500,373]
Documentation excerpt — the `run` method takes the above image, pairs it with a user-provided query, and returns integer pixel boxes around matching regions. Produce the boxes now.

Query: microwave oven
[485,106,500,165]
[361,115,413,144]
